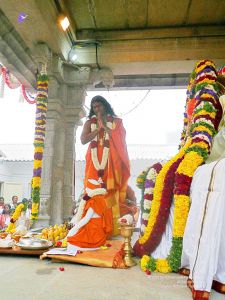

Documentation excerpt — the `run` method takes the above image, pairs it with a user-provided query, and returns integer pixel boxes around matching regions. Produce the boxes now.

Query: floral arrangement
[82,115,113,200]
[137,163,164,235]
[90,115,112,178]
[134,60,222,273]
[31,74,49,220]
[0,64,36,103]
[5,203,26,233]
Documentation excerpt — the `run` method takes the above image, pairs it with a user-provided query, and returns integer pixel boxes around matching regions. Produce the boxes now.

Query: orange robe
[68,117,130,248]
[67,195,111,248]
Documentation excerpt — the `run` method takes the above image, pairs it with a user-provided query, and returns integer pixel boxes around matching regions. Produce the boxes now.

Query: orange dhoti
[67,195,112,248]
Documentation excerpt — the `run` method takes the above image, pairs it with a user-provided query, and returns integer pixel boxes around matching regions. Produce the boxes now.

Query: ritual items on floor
[133,60,224,274]
[119,224,136,267]
[0,235,15,248]
[16,237,52,250]
[41,239,127,269]
[40,224,68,246]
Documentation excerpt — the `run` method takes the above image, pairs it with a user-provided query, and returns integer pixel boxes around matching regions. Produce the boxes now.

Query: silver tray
[16,237,52,250]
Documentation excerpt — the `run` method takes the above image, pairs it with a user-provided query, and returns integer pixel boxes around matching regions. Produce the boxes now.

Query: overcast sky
[0,85,186,146]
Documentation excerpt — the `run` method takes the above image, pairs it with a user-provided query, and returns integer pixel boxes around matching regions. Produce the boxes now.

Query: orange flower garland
[135,60,223,273]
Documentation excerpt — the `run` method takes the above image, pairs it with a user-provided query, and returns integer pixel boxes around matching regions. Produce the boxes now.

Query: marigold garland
[31,74,49,220]
[137,163,164,235]
[135,60,223,273]
[5,203,25,233]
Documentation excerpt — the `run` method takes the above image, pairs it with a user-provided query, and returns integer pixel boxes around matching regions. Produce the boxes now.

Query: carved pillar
[62,85,86,221]
[38,76,64,226]
[37,56,87,226]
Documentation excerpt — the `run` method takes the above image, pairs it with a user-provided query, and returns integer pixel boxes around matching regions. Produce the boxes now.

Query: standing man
[11,195,18,210]
[67,95,130,249]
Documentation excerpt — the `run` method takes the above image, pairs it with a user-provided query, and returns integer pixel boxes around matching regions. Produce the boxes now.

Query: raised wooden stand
[0,246,49,256]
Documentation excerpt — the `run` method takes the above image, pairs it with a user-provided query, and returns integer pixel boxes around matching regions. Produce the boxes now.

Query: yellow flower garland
[156,259,171,273]
[139,140,191,244]
[141,255,150,272]
[5,203,25,233]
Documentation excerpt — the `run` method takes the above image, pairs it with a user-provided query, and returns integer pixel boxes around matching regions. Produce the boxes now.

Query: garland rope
[0,64,37,104]
[30,73,49,220]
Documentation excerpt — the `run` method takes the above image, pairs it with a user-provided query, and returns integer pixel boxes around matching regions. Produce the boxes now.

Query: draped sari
[85,117,130,235]
[68,117,130,248]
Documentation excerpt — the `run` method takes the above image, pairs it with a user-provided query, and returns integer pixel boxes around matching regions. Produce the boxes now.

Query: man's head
[3,204,11,214]
[89,95,116,118]
[12,195,18,205]
[0,197,4,206]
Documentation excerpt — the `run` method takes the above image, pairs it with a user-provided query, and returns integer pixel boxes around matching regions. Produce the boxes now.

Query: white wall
[0,158,163,205]
[75,159,161,204]
[0,160,33,202]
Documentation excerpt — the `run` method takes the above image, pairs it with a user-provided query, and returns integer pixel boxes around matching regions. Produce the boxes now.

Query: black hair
[12,195,18,200]
[0,197,4,201]
[88,95,116,118]
[2,203,11,214]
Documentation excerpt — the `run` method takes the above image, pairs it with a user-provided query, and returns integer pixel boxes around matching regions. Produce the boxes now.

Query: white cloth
[151,203,174,259]
[4,215,10,226]
[25,208,31,219]
[181,159,225,292]
[67,207,100,237]
[67,207,101,252]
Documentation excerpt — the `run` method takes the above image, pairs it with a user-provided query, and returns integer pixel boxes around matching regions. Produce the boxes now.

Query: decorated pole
[31,65,49,221]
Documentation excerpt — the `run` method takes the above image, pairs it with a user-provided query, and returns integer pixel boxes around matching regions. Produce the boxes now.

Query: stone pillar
[62,85,86,221]
[37,58,87,227]
[38,76,64,226]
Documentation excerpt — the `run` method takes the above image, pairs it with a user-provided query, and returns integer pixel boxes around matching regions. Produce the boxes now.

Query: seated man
[67,185,138,251]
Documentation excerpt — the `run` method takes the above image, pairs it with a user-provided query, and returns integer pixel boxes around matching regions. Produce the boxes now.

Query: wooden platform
[41,240,127,269]
[0,246,49,256]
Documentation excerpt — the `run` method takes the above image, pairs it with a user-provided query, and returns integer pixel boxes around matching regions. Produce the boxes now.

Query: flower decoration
[138,163,164,235]
[5,203,26,233]
[90,115,113,187]
[31,74,49,220]
[134,60,223,273]
[0,64,36,103]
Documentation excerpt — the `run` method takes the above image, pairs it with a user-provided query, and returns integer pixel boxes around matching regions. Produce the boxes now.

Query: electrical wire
[83,90,151,118]
[121,89,151,116]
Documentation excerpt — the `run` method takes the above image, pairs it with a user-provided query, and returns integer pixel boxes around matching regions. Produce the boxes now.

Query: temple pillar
[36,56,87,227]
[62,85,86,221]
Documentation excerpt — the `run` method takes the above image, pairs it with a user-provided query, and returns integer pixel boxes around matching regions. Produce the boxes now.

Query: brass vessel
[120,225,136,267]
